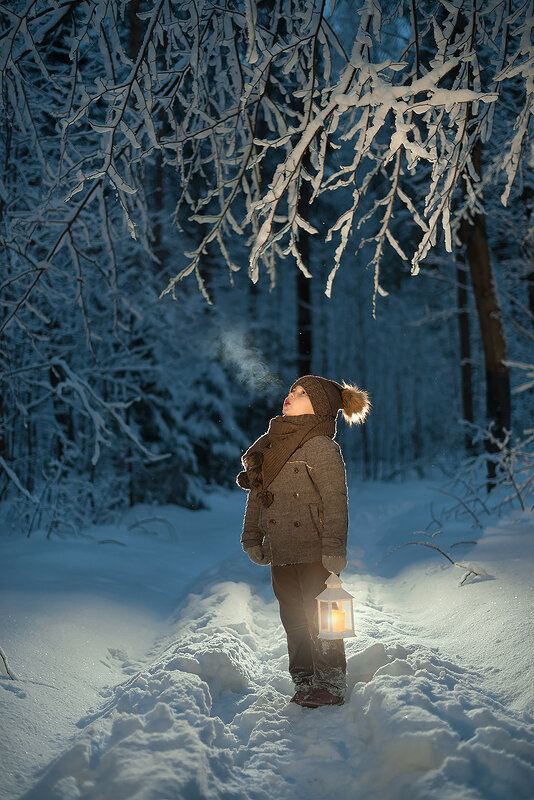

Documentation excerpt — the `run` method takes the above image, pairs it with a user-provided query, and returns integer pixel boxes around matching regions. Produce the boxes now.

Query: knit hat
[291,375,371,424]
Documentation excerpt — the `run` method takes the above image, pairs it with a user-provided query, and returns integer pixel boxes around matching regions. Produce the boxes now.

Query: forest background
[1,0,533,536]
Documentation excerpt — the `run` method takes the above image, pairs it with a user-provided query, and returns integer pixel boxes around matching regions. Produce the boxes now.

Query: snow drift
[1,482,533,800]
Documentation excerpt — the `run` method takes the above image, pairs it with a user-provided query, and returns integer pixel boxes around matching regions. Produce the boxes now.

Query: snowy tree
[1,0,533,521]
[2,0,532,309]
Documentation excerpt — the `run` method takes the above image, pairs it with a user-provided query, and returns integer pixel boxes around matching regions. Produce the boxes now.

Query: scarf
[236,414,336,507]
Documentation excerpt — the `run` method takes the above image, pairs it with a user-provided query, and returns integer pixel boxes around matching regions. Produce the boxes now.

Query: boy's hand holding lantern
[322,554,347,574]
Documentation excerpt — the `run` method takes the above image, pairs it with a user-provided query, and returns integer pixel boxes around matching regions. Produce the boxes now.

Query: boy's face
[282,385,315,416]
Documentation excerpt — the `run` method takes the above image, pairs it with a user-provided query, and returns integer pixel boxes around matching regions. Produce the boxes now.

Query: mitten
[247,545,270,566]
[322,554,347,574]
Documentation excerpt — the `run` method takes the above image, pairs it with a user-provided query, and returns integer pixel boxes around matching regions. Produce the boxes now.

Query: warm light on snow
[1,480,533,800]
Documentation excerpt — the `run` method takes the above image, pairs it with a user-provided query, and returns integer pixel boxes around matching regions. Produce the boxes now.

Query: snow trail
[2,484,533,799]
[20,570,534,800]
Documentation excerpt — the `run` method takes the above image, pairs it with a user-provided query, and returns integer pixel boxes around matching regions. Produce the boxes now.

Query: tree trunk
[0,386,7,499]
[527,269,534,330]
[459,142,511,488]
[128,0,142,60]
[520,177,534,328]
[127,0,142,507]
[296,163,312,376]
[49,363,74,464]
[297,270,312,376]
[456,258,475,452]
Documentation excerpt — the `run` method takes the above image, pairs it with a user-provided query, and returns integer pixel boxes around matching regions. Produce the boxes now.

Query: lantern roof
[316,572,354,602]
[325,573,342,588]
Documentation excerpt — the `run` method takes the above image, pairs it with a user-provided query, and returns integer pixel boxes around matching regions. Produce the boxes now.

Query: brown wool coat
[240,436,348,566]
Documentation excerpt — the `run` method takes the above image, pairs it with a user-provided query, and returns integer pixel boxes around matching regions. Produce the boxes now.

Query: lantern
[316,572,355,639]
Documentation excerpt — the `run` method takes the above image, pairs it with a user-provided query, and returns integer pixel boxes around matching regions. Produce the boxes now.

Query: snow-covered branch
[2,0,531,313]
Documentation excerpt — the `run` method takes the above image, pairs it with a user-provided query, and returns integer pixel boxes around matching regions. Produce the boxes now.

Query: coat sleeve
[240,490,263,552]
[306,438,348,557]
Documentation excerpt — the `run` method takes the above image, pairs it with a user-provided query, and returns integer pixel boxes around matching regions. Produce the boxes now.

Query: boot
[297,687,344,708]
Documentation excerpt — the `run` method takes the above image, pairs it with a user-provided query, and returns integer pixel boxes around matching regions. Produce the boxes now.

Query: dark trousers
[271,561,346,694]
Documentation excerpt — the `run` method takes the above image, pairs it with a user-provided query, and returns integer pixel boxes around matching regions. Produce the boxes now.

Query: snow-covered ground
[1,478,533,800]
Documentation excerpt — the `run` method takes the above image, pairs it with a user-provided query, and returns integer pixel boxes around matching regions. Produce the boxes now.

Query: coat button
[293,492,299,498]
[293,521,300,527]
[294,467,299,473]
[269,519,276,525]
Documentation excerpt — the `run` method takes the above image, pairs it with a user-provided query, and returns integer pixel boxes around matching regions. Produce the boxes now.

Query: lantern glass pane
[319,601,330,631]
[342,599,354,631]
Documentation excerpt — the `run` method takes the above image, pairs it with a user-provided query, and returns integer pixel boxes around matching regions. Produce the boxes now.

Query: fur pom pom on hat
[291,375,370,424]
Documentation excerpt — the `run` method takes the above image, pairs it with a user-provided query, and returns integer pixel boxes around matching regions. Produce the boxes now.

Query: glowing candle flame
[331,607,346,632]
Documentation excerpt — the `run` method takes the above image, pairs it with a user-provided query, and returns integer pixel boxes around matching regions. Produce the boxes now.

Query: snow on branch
[49,358,169,467]
[0,455,39,505]
[0,645,16,680]
[1,0,531,313]
[383,530,488,586]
